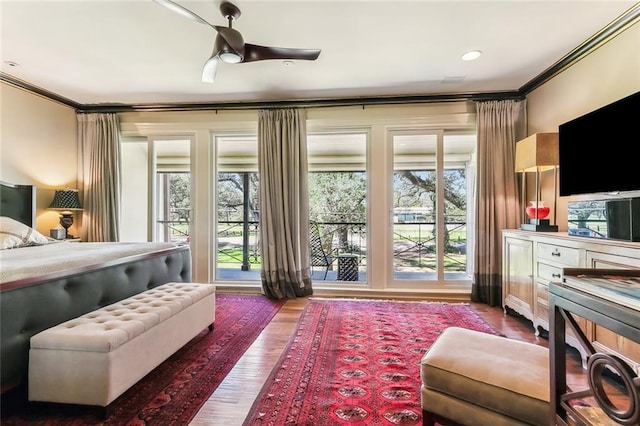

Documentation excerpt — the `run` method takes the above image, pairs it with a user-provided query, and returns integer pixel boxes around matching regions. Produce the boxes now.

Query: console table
[549,269,640,425]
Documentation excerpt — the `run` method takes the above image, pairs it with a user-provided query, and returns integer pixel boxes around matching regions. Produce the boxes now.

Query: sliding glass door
[390,130,474,287]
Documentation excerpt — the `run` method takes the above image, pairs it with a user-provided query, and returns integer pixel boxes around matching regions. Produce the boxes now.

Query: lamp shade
[515,133,559,172]
[49,189,82,211]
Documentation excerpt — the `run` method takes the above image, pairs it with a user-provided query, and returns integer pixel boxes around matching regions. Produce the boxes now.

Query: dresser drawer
[537,243,581,266]
[586,251,640,269]
[538,262,563,283]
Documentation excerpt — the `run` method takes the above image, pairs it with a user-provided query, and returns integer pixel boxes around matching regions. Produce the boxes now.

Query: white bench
[28,282,216,408]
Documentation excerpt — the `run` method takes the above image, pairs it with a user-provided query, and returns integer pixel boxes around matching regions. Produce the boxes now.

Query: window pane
[443,132,474,279]
[308,132,367,282]
[156,172,190,243]
[442,168,467,277]
[216,136,260,281]
[393,134,438,279]
[392,132,474,282]
[155,139,191,244]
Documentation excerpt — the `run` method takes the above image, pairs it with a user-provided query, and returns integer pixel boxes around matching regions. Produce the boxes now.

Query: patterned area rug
[1,293,285,426]
[243,298,500,426]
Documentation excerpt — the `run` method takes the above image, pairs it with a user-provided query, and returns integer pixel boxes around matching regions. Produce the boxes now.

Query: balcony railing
[158,217,467,281]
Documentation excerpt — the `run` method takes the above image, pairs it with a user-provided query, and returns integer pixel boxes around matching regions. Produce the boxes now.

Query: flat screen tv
[558,91,640,197]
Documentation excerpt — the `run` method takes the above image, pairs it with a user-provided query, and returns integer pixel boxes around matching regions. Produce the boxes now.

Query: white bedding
[0,241,183,284]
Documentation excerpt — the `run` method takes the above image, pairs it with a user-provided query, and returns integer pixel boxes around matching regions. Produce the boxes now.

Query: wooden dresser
[502,229,640,372]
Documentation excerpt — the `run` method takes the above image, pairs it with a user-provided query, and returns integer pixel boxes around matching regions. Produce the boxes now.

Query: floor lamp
[49,188,83,239]
[515,133,559,232]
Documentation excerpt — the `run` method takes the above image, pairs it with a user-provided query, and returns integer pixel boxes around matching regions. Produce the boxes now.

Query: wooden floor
[189,296,614,426]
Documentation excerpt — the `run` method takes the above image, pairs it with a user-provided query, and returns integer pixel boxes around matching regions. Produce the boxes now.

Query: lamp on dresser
[515,132,559,232]
[48,188,82,239]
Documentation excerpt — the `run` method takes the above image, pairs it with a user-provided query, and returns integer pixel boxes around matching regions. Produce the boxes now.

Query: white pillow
[0,216,50,249]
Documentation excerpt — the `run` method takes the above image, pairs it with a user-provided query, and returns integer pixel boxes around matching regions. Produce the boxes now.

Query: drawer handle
[551,249,561,257]
[552,273,561,279]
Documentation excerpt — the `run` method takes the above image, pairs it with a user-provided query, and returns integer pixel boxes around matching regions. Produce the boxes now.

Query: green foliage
[217,172,259,222]
[308,172,366,222]
[167,173,190,223]
[394,169,466,214]
[394,170,435,207]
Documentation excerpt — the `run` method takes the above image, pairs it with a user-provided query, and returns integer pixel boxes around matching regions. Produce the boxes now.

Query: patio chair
[309,222,334,280]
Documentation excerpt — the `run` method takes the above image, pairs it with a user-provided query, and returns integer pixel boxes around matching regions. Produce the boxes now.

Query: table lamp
[515,133,559,232]
[49,188,83,239]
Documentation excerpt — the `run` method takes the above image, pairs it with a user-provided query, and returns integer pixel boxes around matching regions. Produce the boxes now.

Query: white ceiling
[1,1,636,106]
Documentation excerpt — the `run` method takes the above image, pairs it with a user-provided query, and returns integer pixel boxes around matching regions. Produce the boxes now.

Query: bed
[0,181,192,393]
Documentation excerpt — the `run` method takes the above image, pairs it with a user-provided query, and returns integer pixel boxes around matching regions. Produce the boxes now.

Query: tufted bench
[28,282,216,408]
[420,327,550,426]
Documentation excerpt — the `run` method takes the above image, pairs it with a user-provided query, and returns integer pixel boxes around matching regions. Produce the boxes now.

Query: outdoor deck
[217,268,470,282]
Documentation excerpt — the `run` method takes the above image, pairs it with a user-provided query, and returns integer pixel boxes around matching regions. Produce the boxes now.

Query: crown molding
[519,3,639,94]
[0,73,81,110]
[0,72,522,111]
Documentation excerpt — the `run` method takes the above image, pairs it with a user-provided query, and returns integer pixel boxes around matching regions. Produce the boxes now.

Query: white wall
[526,21,640,230]
[0,83,78,235]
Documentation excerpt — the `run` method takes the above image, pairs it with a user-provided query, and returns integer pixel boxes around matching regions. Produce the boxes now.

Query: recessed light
[461,50,482,61]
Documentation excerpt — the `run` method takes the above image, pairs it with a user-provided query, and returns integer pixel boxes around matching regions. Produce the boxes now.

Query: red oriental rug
[1,293,285,426]
[243,298,500,426]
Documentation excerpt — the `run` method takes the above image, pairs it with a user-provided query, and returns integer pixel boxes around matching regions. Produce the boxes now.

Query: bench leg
[95,405,109,421]
[422,410,437,426]
[422,409,465,426]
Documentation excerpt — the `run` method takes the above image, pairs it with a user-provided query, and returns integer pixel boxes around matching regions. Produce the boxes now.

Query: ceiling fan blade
[243,44,321,63]
[202,56,219,83]
[213,26,245,57]
[153,0,215,28]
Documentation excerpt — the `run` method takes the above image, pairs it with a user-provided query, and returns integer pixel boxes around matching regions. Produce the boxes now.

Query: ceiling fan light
[219,51,242,63]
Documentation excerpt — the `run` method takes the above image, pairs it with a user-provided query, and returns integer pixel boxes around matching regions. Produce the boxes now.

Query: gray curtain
[257,109,313,299]
[77,113,121,242]
[472,99,526,305]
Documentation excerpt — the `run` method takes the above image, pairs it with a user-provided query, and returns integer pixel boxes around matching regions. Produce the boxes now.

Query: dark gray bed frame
[0,181,192,393]
[0,181,36,227]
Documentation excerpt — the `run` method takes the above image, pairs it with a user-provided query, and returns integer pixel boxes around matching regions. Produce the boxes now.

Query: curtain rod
[75,92,525,113]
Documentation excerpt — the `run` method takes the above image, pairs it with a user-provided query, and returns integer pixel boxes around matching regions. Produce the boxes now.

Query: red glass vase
[526,201,550,220]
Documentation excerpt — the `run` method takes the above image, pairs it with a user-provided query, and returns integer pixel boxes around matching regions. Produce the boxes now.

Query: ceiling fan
[153,0,322,83]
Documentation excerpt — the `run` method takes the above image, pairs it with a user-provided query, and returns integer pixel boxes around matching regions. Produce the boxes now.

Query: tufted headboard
[0,181,36,227]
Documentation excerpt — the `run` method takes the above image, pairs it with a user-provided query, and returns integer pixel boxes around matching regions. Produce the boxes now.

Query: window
[308,132,368,282]
[215,135,260,281]
[390,130,475,285]
[119,102,477,292]
[120,137,192,243]
[156,172,190,243]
